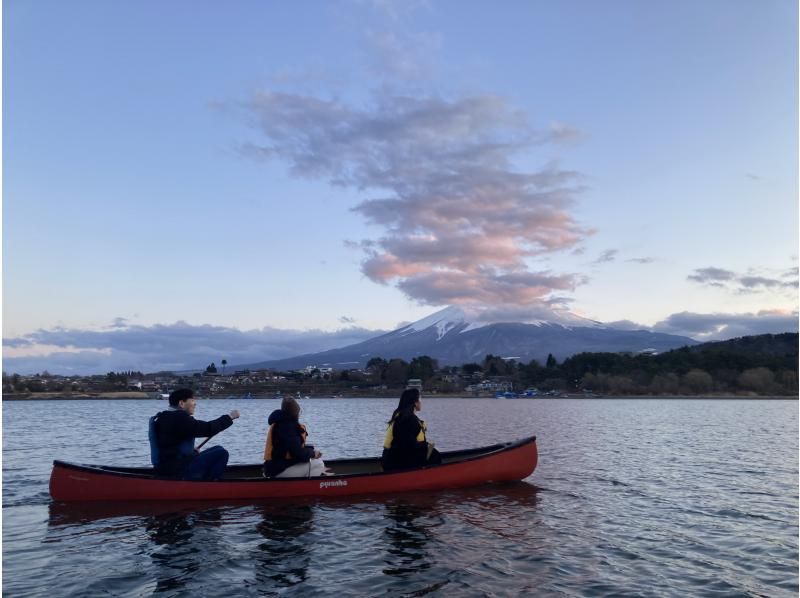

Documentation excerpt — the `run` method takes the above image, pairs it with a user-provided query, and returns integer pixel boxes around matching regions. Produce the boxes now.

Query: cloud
[356,0,431,21]
[466,301,592,326]
[604,319,649,331]
[546,122,583,145]
[242,90,589,313]
[687,267,737,283]
[626,257,655,264]
[652,309,799,340]
[364,30,442,80]
[2,321,387,375]
[604,310,798,340]
[339,316,357,324]
[593,249,617,264]
[396,269,582,306]
[688,265,798,295]
[738,276,795,289]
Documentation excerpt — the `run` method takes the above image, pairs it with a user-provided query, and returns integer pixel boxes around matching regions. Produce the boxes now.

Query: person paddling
[381,388,441,471]
[151,388,240,480]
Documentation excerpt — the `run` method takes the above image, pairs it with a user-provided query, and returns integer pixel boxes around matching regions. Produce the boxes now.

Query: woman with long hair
[381,388,441,471]
[263,397,326,478]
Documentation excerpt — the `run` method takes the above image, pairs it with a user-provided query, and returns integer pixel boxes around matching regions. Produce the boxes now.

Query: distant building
[465,379,513,393]
[406,378,423,391]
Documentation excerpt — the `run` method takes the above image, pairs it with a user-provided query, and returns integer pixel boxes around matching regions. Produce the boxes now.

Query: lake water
[3,398,798,596]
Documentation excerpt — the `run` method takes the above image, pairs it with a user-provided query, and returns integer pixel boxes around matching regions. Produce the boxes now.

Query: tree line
[357,333,799,396]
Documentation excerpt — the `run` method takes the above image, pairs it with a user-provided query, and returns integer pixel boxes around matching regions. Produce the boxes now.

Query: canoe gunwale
[51,435,537,483]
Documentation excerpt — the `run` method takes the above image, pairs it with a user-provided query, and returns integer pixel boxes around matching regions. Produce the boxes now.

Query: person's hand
[229,409,240,420]
[313,450,322,459]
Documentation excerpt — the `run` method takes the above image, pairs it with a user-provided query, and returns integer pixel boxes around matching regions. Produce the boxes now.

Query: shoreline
[2,392,796,401]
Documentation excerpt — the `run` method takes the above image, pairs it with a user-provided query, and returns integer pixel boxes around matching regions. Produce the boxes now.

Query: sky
[3,0,798,374]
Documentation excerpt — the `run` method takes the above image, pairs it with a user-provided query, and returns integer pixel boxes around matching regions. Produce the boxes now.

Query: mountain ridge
[234,306,699,371]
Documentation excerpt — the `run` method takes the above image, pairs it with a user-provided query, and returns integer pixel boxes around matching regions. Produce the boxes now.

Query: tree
[582,372,610,393]
[546,354,558,369]
[649,373,680,395]
[737,367,776,394]
[206,363,217,374]
[461,363,483,377]
[366,358,388,382]
[483,354,510,377]
[27,379,46,392]
[779,370,798,395]
[607,375,636,394]
[385,359,410,387]
[682,369,713,394]
[221,359,227,376]
[409,356,438,383]
[519,360,544,387]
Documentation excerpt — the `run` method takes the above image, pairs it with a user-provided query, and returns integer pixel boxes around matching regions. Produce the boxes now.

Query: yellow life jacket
[264,422,308,461]
[383,418,426,450]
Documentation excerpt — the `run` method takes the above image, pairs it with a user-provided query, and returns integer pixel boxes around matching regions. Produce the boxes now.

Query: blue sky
[4,0,798,374]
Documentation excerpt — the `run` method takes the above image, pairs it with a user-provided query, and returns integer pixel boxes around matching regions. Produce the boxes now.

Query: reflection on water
[146,509,224,594]
[8,399,799,596]
[254,503,315,589]
[42,483,541,595]
[383,499,435,577]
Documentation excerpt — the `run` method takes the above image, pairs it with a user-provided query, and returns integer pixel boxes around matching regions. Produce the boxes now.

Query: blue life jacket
[148,415,160,467]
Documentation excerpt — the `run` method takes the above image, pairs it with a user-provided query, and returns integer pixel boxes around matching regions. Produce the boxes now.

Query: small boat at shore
[49,436,537,502]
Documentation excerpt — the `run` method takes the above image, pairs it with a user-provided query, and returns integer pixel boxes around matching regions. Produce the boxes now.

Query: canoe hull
[50,436,537,502]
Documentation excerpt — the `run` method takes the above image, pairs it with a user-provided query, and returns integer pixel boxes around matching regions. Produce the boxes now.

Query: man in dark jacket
[153,388,240,480]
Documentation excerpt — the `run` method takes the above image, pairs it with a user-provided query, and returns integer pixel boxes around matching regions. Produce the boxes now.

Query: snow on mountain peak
[398,305,606,338]
[399,306,468,339]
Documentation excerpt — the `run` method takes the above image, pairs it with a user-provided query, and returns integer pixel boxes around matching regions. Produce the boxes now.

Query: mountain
[237,306,699,370]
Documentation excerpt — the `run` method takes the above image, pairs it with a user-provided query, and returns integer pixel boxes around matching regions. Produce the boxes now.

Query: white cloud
[3,321,386,375]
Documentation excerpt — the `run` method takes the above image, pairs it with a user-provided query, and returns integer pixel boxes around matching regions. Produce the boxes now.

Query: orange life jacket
[264,422,308,461]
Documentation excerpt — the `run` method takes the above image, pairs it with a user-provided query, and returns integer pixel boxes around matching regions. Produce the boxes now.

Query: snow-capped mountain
[244,306,697,370]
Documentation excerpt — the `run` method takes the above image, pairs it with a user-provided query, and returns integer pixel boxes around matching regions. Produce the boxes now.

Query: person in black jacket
[263,397,325,478]
[382,388,441,471]
[153,388,240,480]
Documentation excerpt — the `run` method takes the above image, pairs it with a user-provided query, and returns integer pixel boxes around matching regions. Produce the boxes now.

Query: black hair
[388,388,420,423]
[281,396,301,420]
[169,388,194,407]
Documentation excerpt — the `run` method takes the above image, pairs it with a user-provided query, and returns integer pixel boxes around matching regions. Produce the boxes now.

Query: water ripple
[3,398,798,596]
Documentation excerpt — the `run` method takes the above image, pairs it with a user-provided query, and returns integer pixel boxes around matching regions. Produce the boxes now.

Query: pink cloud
[244,90,590,312]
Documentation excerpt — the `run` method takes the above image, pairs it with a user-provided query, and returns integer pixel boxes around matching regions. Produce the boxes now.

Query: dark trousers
[182,446,229,481]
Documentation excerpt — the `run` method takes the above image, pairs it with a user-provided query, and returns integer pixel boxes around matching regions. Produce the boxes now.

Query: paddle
[195,434,217,452]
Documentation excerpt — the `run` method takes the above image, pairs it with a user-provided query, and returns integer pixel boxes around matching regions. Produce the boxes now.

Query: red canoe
[50,436,537,502]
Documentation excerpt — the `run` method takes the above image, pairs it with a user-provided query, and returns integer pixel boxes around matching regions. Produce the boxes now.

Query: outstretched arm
[182,410,239,438]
